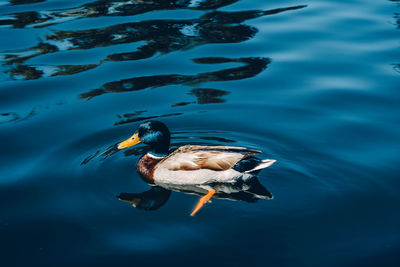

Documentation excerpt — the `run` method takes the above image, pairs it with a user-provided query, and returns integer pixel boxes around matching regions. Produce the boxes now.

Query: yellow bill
[118,132,141,150]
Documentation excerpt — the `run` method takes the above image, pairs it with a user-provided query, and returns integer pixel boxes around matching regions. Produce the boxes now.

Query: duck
[117,120,276,216]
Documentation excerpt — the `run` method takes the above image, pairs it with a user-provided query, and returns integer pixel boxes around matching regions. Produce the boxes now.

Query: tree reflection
[189,88,229,104]
[171,88,229,107]
[1,0,239,28]
[8,63,99,80]
[80,57,270,99]
[9,0,45,5]
[3,43,58,65]
[2,5,305,80]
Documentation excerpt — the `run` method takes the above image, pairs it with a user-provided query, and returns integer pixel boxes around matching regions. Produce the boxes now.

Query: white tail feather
[245,159,276,173]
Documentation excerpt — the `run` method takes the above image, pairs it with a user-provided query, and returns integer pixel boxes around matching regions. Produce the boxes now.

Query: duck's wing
[160,145,261,171]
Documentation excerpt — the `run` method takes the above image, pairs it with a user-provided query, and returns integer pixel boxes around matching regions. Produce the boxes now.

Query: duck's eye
[138,129,145,137]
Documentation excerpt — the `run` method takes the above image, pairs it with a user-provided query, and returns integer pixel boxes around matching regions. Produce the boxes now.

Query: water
[0,0,399,266]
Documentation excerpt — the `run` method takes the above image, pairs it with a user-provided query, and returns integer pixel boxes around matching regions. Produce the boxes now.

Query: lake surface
[1,0,399,266]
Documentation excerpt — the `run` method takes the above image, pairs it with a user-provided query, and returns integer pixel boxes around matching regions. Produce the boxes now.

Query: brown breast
[137,154,163,184]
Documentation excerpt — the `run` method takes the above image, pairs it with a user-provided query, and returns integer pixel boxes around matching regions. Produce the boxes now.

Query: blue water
[1,0,399,266]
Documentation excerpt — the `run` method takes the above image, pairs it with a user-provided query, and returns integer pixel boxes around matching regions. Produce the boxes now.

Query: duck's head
[117,121,170,156]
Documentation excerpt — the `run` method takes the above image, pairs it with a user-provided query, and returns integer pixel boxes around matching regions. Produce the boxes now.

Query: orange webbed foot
[190,189,216,216]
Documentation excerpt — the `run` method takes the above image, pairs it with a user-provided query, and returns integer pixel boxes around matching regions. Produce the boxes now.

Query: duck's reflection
[118,177,272,212]
[118,187,172,211]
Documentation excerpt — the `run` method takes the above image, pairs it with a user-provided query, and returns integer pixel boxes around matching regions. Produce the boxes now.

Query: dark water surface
[1,0,399,266]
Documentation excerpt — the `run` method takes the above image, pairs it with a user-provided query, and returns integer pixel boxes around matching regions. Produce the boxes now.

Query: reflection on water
[0,110,36,123]
[1,1,304,29]
[0,0,301,128]
[1,4,305,80]
[1,0,240,28]
[118,177,272,214]
[8,0,45,5]
[80,57,270,99]
[171,88,229,107]
[8,63,99,80]
[392,0,399,72]
[80,143,121,165]
[119,186,172,211]
[189,88,229,104]
[114,112,183,125]
[0,101,64,125]
[3,42,57,65]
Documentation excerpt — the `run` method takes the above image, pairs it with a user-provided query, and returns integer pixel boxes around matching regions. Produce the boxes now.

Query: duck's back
[153,145,262,185]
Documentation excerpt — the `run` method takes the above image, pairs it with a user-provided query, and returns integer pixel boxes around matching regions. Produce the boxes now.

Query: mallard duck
[117,121,276,215]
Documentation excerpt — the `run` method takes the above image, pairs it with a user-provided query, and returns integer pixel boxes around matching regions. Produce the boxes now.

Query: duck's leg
[190,189,216,216]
